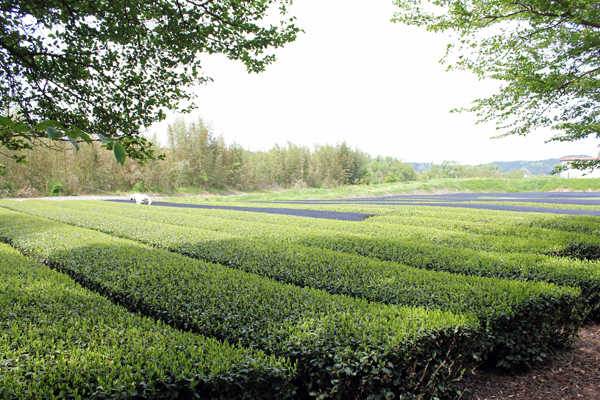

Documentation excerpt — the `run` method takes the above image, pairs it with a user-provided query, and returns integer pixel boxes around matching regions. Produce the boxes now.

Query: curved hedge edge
[546,241,600,262]
[286,234,600,322]
[36,200,600,322]
[0,242,296,400]
[0,202,585,370]
[0,208,480,399]
[38,199,600,264]
[39,199,571,255]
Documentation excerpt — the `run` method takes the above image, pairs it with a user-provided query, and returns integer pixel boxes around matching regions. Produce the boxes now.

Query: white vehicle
[130,193,152,205]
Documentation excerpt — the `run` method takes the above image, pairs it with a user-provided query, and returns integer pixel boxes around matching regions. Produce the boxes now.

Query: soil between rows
[456,323,600,399]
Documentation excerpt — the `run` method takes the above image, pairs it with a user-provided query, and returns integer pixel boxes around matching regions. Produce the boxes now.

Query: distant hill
[410,162,433,173]
[491,156,595,176]
[490,159,561,176]
[409,158,591,176]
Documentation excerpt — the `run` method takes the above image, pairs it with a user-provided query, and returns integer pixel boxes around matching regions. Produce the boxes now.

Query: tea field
[1,198,599,399]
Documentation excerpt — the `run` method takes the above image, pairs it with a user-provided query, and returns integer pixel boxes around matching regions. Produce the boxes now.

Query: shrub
[132,181,146,192]
[1,181,15,193]
[0,208,478,399]
[46,179,64,196]
[0,201,585,370]
[0,242,296,399]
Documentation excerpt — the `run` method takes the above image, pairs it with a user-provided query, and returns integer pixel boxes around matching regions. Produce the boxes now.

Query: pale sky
[150,0,599,165]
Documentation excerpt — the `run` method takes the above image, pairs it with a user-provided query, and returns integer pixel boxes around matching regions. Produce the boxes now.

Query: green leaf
[47,127,63,140]
[12,121,31,133]
[35,120,62,131]
[97,133,114,144]
[68,136,80,151]
[68,126,92,144]
[0,116,13,127]
[78,131,92,143]
[113,142,127,165]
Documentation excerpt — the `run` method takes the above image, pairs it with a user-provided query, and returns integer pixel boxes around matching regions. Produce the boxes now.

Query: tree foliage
[0,117,419,194]
[0,0,300,167]
[392,0,600,171]
[423,160,504,179]
[366,156,417,183]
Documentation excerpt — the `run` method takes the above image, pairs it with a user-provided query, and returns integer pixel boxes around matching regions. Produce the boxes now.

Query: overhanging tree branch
[1,0,300,168]
[393,0,600,171]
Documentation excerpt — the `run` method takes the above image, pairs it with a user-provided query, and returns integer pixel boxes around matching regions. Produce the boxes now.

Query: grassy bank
[162,177,600,203]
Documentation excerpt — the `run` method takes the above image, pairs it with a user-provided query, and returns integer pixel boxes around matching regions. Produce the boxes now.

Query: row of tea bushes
[364,215,600,247]
[459,200,600,211]
[69,200,600,263]
[217,201,600,236]
[0,208,478,399]
[310,204,600,237]
[154,202,599,254]
[32,200,600,319]
[1,202,584,369]
[47,200,569,245]
[291,234,600,320]
[527,215,600,236]
[33,200,589,256]
[0,242,296,400]
[53,198,600,241]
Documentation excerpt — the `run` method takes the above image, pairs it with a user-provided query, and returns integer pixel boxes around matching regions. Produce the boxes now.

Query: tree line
[421,161,526,180]
[3,1,596,174]
[0,117,422,196]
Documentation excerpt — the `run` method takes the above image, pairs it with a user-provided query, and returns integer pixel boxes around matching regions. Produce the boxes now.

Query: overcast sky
[150,0,599,165]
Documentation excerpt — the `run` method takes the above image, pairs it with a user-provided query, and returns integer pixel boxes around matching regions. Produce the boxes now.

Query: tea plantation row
[0,208,477,399]
[184,200,600,236]
[1,200,597,399]
[0,242,295,400]
[55,200,600,255]
[5,201,599,320]
[0,203,586,365]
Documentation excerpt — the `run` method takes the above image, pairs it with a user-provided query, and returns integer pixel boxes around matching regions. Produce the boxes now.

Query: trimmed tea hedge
[188,200,600,236]
[23,201,600,260]
[365,215,600,247]
[0,243,295,400]
[50,200,598,256]
[18,200,600,320]
[527,215,600,236]
[0,208,478,399]
[0,202,584,370]
[321,204,600,236]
